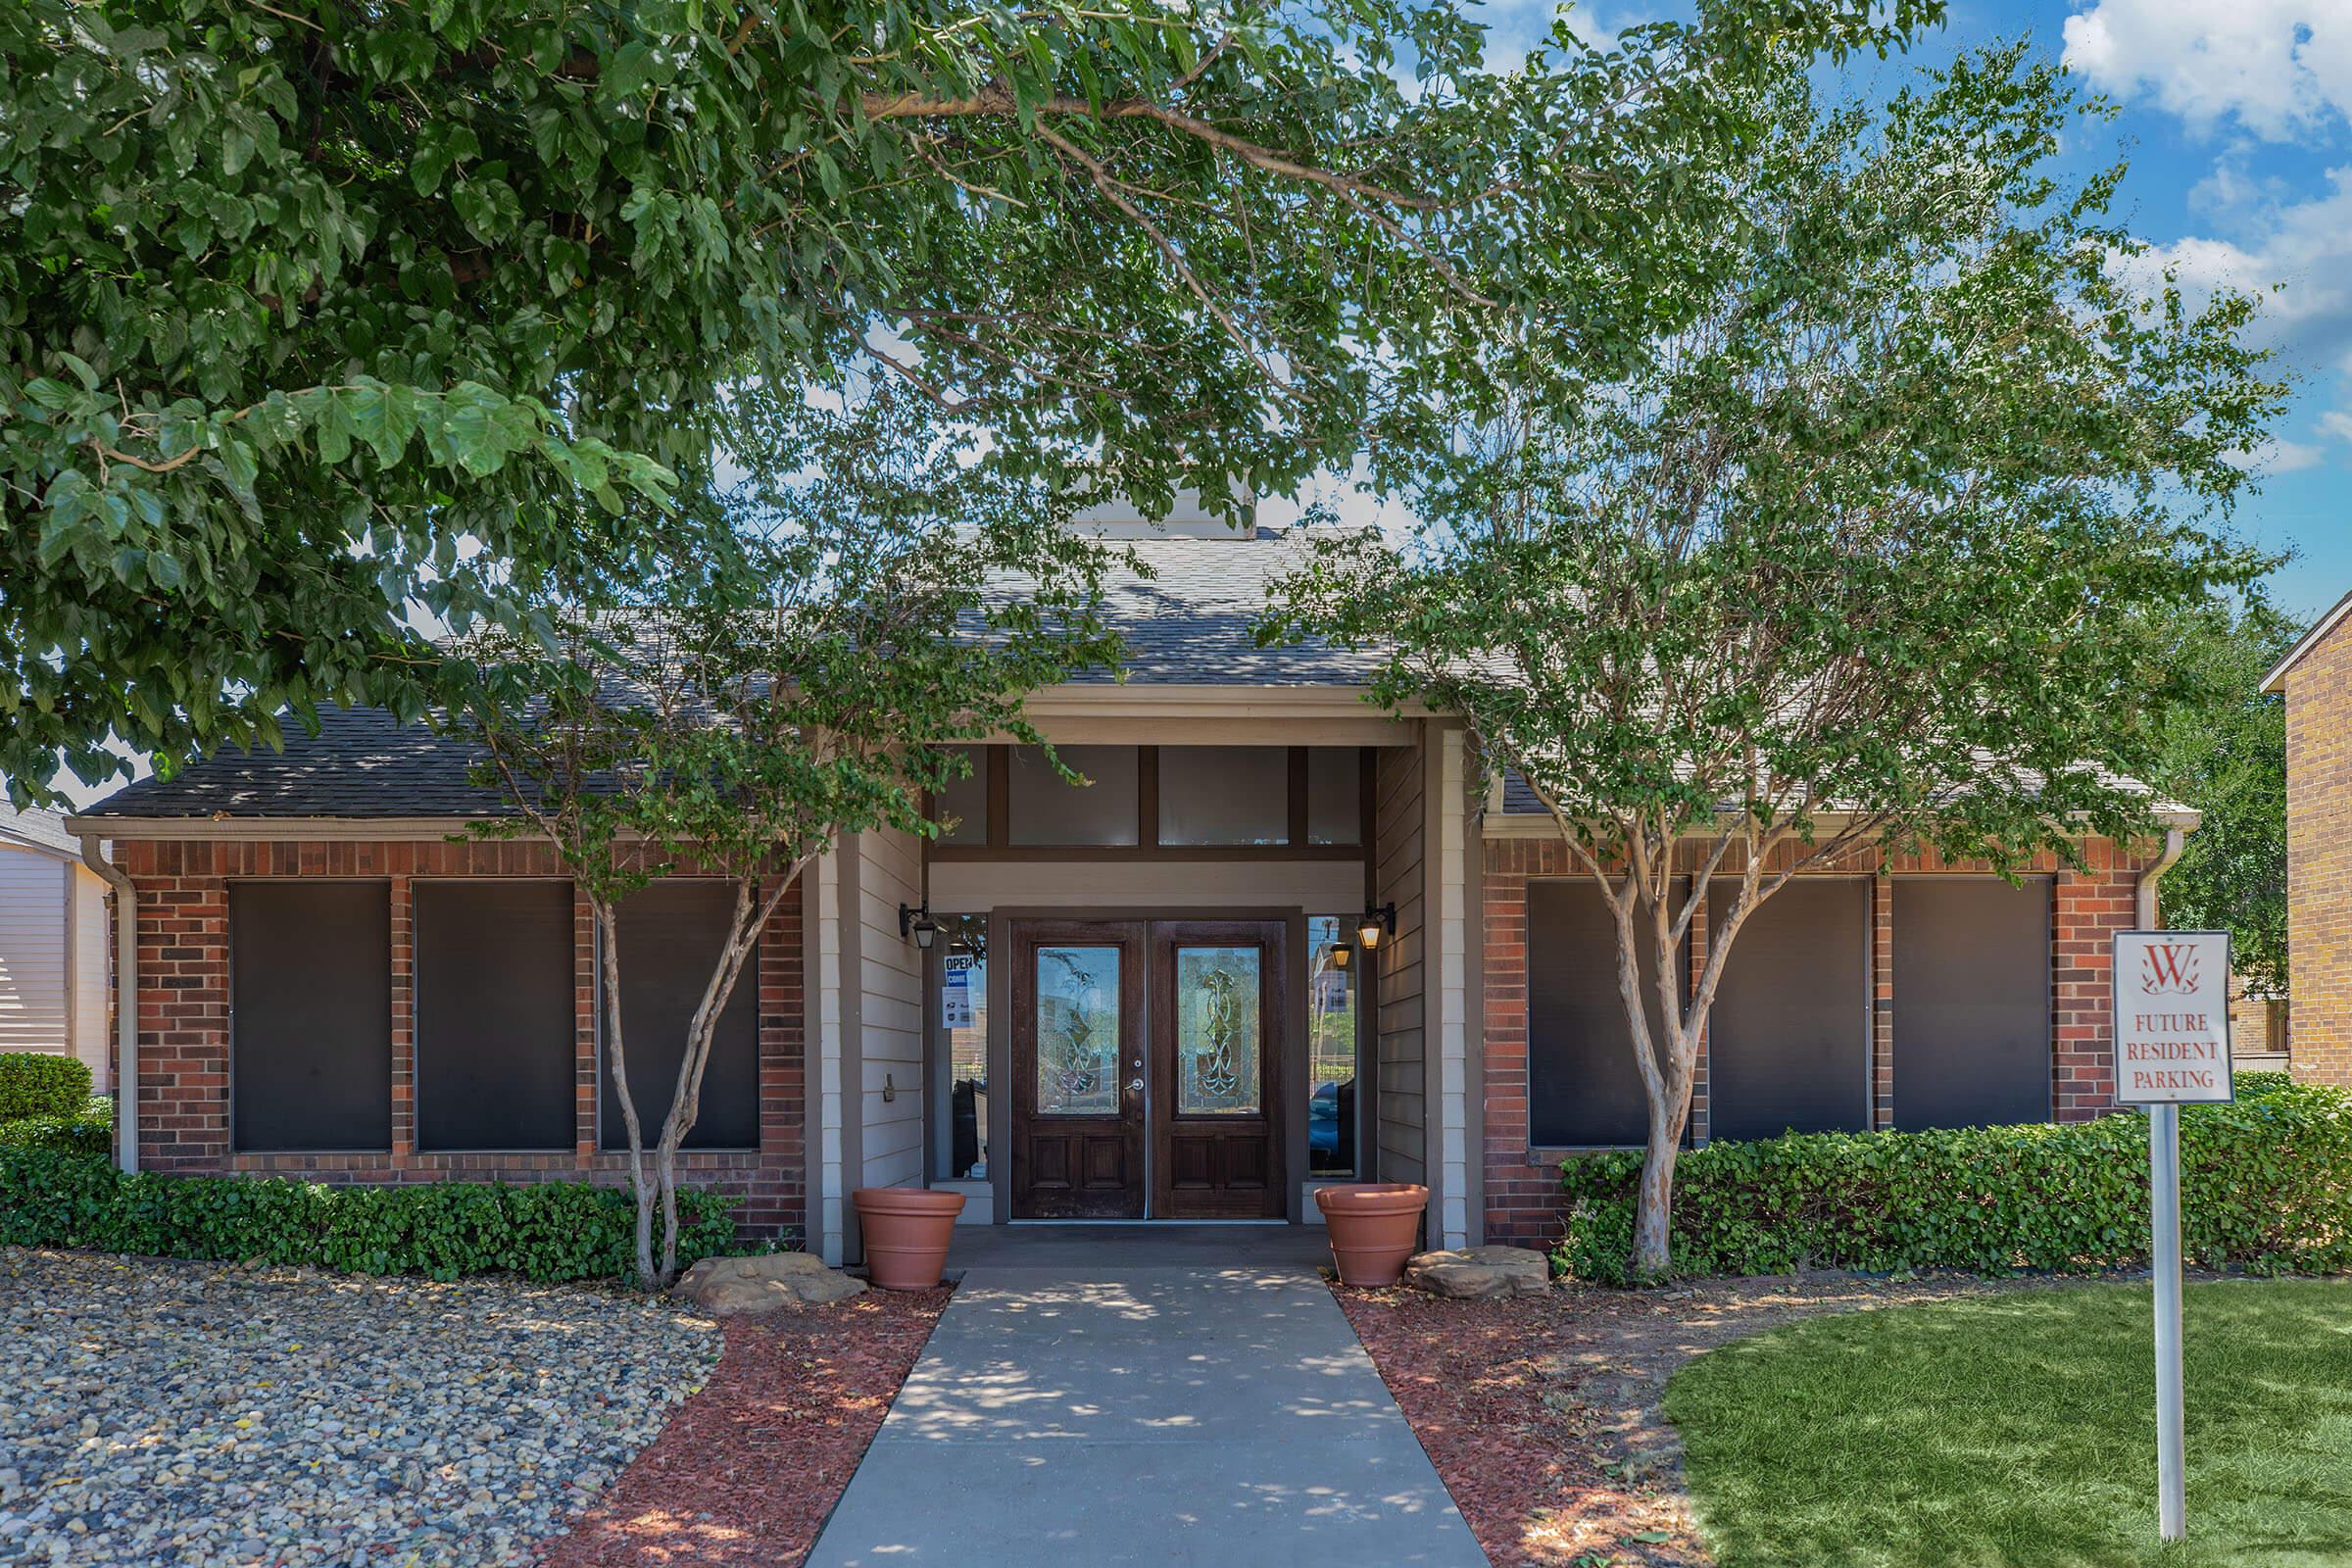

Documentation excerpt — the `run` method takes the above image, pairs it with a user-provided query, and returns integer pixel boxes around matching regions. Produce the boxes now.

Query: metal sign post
[2148,1100,2186,1541]
[2112,929,2233,1546]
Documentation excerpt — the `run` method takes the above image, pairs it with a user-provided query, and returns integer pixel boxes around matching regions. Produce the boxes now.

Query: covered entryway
[1008,917,1287,1219]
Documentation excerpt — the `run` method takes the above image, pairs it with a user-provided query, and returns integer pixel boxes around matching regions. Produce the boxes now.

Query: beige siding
[1434,727,1470,1248]
[928,858,1363,913]
[0,848,71,1055]
[1374,736,1427,1186]
[72,865,110,1092]
[813,849,849,1263]
[857,825,926,1191]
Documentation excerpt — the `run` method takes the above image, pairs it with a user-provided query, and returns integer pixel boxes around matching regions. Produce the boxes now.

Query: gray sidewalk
[807,1238,1485,1566]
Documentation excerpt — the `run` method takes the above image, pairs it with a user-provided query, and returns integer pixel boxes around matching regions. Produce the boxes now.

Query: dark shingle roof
[1064,530,1379,685]
[1499,768,1542,814]
[78,708,511,820]
[78,530,1374,820]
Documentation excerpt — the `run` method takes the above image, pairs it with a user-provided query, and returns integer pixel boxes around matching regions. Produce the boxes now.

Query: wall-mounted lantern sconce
[1356,901,1397,952]
[1329,942,1354,971]
[899,901,938,950]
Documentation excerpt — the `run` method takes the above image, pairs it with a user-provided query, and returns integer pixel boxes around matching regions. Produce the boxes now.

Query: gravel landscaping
[0,1247,720,1568]
[1338,1272,2035,1567]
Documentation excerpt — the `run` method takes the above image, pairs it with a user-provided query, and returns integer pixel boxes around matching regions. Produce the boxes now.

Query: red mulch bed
[1337,1274,2017,1568]
[536,1286,952,1568]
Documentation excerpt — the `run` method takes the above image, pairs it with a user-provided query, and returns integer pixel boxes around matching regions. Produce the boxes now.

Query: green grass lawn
[1663,1281,2352,1568]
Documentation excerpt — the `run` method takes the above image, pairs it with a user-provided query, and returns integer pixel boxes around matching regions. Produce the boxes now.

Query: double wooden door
[1009,919,1285,1219]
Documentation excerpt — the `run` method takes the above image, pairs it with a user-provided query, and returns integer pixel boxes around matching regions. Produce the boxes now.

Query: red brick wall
[1481,836,2154,1248]
[115,838,804,1239]
[2283,623,2352,1089]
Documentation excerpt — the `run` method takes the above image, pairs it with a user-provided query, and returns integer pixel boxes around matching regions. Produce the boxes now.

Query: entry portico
[808,663,1478,1265]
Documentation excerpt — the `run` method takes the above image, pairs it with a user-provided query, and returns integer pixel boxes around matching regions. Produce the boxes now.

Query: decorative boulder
[675,1251,867,1315]
[1403,1245,1553,1299]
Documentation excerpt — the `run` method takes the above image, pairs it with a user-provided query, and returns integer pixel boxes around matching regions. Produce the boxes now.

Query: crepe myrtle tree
[457,388,1123,1288]
[0,0,1933,808]
[1268,46,2283,1280]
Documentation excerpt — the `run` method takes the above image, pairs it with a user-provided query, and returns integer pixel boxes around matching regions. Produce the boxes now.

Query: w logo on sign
[2139,942,2201,995]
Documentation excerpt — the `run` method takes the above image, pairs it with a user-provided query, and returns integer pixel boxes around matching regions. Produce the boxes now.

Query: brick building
[71,518,2191,1256]
[2262,594,2352,1089]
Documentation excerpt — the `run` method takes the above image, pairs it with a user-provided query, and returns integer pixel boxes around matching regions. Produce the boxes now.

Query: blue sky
[1465,0,2352,620]
[1920,0,2349,620]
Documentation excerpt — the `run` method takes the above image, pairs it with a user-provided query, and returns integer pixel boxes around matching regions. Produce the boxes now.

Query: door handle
[1128,1078,1144,1093]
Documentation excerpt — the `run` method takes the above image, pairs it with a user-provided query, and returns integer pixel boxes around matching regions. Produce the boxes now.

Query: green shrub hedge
[2236,1069,2295,1100]
[0,1096,112,1156]
[0,1148,742,1283]
[0,1053,93,1119]
[1558,1083,2352,1283]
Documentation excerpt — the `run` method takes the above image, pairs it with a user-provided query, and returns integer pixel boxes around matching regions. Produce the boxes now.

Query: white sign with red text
[2112,931,2234,1105]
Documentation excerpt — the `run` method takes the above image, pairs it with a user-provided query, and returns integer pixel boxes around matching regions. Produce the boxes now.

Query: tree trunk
[1604,866,1698,1284]
[1633,1110,1681,1281]
[633,1166,660,1290]
[594,898,661,1290]
[656,1135,682,1288]
[1626,858,1766,1281]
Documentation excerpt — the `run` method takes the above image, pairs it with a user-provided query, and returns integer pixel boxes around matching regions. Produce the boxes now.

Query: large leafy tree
[2148,593,2298,997]
[3,0,1933,803]
[1269,46,2282,1279]
[461,386,1120,1287]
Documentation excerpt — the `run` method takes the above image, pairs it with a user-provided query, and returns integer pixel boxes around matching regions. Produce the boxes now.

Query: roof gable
[2260,584,2352,695]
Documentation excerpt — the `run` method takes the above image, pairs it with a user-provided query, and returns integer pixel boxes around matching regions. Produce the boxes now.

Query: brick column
[748,874,807,1239]
[1478,838,1544,1243]
[1872,873,1895,1129]
[2053,839,2137,1120]
[1687,888,1710,1147]
[573,883,599,1164]
[389,875,415,1163]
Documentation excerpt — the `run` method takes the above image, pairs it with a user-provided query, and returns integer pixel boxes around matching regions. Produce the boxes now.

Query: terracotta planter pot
[1314,1183,1429,1287]
[852,1188,966,1290]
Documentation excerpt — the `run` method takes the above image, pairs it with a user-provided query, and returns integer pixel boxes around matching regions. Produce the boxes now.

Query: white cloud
[2230,436,2328,470]
[2063,0,2350,141]
[2109,163,2352,463]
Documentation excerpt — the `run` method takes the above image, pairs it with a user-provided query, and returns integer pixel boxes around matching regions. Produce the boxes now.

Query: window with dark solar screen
[1705,879,1870,1141]
[231,882,391,1151]
[1528,880,1687,1147]
[416,881,577,1151]
[601,881,760,1149]
[1892,878,2052,1129]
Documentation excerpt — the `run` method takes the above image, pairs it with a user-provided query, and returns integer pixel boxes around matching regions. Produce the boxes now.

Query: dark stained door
[1010,921,1147,1217]
[1152,920,1286,1219]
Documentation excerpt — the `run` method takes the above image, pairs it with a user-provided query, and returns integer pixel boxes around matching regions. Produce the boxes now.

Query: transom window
[929,745,1366,857]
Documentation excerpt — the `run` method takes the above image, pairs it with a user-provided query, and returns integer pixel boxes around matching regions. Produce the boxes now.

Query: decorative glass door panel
[1036,946,1120,1115]
[1009,923,1145,1218]
[1174,947,1262,1114]
[1152,921,1285,1219]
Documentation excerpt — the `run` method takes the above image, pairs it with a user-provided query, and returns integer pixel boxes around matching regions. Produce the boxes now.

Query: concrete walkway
[807,1227,1486,1567]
